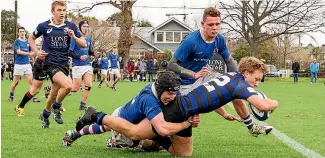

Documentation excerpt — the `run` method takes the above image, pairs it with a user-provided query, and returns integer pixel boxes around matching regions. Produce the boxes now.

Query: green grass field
[1,78,325,158]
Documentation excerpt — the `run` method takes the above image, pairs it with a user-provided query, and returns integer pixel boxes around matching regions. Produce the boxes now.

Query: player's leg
[25,73,40,102]
[40,81,60,128]
[167,135,193,156]
[232,99,273,136]
[15,80,43,116]
[76,107,156,140]
[111,69,120,90]
[71,66,82,94]
[9,75,21,101]
[80,68,92,110]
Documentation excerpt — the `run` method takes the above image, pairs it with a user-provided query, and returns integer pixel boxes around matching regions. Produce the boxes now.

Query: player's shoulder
[184,30,200,41]
[215,33,226,41]
[65,21,77,27]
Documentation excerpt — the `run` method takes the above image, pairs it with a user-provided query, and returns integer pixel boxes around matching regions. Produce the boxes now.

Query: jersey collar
[199,29,215,44]
[49,18,66,28]
[151,83,159,99]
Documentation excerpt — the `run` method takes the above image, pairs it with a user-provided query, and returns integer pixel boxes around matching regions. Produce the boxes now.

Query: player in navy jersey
[9,27,40,103]
[68,20,97,110]
[66,57,278,156]
[28,1,87,128]
[108,46,121,91]
[98,53,109,88]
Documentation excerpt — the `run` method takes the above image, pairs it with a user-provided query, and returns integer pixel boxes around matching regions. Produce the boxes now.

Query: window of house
[174,32,181,42]
[166,32,173,42]
[156,32,164,42]
[182,32,189,40]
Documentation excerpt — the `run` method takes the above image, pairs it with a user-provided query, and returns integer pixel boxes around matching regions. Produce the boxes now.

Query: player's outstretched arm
[247,95,278,112]
[150,113,191,137]
[215,107,241,122]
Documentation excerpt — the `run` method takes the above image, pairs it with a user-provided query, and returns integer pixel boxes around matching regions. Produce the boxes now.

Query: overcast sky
[2,0,325,46]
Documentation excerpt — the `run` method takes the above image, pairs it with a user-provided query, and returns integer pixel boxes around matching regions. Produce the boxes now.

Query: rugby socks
[9,92,14,98]
[99,80,103,86]
[80,101,86,106]
[91,112,107,125]
[242,114,254,130]
[18,91,34,108]
[52,100,62,109]
[42,109,51,119]
[77,124,106,138]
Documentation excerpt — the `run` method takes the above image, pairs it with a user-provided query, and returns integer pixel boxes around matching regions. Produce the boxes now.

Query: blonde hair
[51,1,66,11]
[238,57,268,74]
[203,7,221,21]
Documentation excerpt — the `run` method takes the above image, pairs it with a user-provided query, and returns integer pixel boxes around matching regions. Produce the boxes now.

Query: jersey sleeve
[69,38,76,51]
[173,39,194,62]
[72,24,82,38]
[33,23,44,38]
[233,83,258,100]
[13,40,20,51]
[216,34,230,59]
[141,96,162,121]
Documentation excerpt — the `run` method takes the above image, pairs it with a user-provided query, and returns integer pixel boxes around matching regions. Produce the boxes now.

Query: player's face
[202,16,221,40]
[113,48,118,53]
[160,91,177,105]
[244,70,263,88]
[81,24,89,35]
[52,5,66,23]
[18,29,26,38]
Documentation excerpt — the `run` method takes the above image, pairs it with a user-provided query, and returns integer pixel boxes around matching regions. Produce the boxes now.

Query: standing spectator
[146,58,154,82]
[1,62,5,80]
[310,59,319,84]
[152,59,159,82]
[126,59,136,82]
[138,58,147,82]
[6,59,14,81]
[292,60,300,84]
[92,57,100,82]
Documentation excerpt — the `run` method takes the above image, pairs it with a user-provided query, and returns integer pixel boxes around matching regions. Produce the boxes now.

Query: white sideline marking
[227,104,324,158]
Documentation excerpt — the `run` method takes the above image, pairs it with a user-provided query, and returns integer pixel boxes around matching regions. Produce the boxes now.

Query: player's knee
[14,80,20,87]
[84,86,91,91]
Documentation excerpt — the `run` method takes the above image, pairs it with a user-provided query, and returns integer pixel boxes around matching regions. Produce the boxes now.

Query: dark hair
[79,20,89,30]
[18,27,25,32]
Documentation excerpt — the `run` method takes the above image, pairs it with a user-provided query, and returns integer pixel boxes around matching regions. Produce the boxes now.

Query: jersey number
[203,75,231,92]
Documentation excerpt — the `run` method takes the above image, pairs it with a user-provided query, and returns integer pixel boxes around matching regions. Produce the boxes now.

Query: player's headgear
[155,71,181,99]
[78,20,89,33]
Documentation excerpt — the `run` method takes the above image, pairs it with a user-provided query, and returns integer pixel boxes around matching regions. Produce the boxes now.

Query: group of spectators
[1,59,14,81]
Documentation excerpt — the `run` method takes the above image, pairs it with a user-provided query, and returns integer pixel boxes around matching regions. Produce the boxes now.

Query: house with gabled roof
[130,17,194,58]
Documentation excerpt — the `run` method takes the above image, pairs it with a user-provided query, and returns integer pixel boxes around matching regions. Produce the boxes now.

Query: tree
[71,0,137,66]
[66,13,118,55]
[220,0,325,57]
[232,44,250,62]
[136,19,152,27]
[106,12,123,27]
[311,47,322,60]
[163,49,172,61]
[1,10,18,46]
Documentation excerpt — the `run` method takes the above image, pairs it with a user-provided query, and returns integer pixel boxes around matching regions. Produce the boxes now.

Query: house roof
[149,17,194,33]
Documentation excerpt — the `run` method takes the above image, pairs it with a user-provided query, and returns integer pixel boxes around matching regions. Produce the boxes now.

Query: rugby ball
[248,91,271,121]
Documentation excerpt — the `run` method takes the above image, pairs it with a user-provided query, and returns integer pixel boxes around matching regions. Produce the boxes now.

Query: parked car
[265,64,280,77]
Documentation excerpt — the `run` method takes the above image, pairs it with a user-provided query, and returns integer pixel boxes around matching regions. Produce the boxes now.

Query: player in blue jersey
[108,46,121,91]
[8,27,40,103]
[98,53,109,88]
[65,57,278,156]
[28,1,87,128]
[69,20,97,110]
